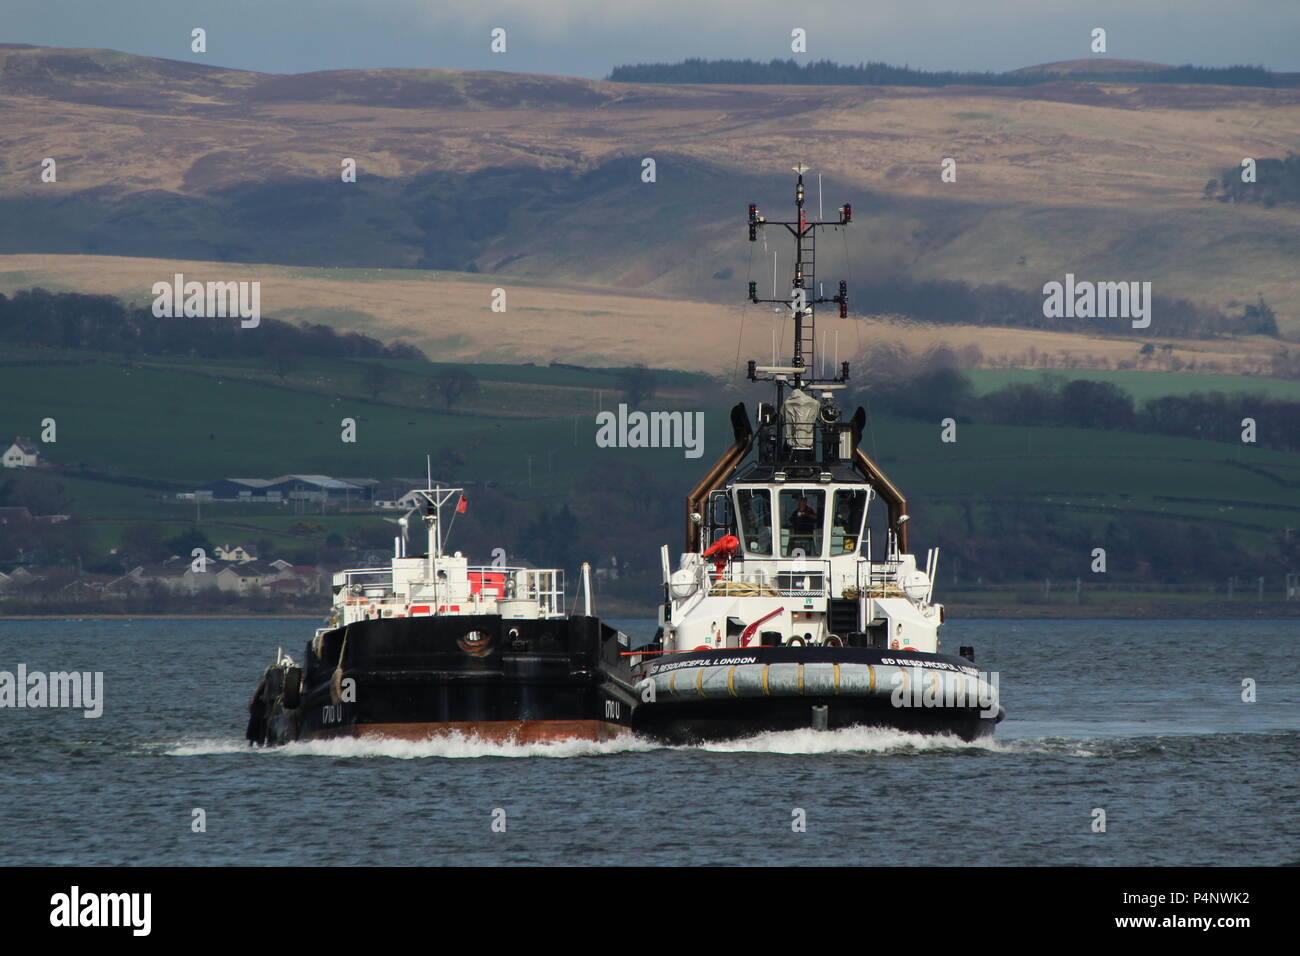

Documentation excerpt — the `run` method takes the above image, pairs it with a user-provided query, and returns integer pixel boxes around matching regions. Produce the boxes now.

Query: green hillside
[967,368,1300,401]
[3,353,1298,563]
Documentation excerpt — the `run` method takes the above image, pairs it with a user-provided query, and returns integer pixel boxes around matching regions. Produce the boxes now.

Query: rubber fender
[282,666,303,709]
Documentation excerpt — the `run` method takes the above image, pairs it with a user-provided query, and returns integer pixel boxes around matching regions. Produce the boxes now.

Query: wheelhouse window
[780,489,825,557]
[735,488,772,556]
[831,488,870,555]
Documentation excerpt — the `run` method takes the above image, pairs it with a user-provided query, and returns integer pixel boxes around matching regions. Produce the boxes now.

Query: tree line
[851,354,1300,452]
[0,288,426,361]
[911,498,1287,588]
[1205,153,1300,207]
[608,59,1295,89]
[850,275,1277,338]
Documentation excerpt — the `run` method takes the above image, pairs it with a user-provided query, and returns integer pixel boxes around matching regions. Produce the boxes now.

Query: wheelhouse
[719,483,873,561]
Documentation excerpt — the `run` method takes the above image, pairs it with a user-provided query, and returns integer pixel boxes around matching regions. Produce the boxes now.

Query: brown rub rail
[853,447,909,554]
[684,431,753,551]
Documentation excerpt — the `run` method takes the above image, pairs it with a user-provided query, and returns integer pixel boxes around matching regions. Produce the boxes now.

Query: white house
[1,438,40,469]
[374,489,424,511]
[175,564,221,595]
[215,563,280,594]
[214,544,258,564]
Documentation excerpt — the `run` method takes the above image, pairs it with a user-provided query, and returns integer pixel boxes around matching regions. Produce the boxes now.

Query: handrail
[703,558,832,597]
[335,565,567,617]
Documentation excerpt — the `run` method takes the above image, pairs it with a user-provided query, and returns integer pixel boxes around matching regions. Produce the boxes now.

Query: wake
[164,726,1078,759]
[165,733,660,760]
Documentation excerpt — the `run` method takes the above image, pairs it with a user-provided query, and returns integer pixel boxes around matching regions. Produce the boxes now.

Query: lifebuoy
[282,667,302,709]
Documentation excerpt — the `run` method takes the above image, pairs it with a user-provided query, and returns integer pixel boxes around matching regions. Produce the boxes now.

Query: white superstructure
[324,487,566,628]
[662,478,942,654]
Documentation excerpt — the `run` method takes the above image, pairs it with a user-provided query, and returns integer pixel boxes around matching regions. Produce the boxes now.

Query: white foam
[686,725,1000,755]
[166,732,661,760]
[166,738,250,756]
[163,729,1102,760]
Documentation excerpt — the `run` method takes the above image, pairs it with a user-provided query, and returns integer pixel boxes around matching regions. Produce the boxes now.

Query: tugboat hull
[630,646,1001,744]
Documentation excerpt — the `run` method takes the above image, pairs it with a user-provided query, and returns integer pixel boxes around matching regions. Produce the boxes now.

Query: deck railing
[704,560,833,598]
[334,565,566,618]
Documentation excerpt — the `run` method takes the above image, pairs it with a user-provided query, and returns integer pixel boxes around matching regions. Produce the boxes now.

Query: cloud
[2,0,1296,78]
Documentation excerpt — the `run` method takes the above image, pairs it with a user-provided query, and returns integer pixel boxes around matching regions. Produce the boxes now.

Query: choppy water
[1,617,1296,866]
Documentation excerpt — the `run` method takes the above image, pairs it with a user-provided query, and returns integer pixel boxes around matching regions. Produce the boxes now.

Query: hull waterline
[631,645,1002,744]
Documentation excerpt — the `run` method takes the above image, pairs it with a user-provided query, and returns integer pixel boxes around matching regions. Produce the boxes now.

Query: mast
[746,163,851,392]
[684,165,912,553]
[744,167,911,553]
[412,486,464,570]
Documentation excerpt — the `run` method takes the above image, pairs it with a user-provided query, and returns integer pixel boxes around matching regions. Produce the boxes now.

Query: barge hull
[309,719,628,743]
[248,613,637,746]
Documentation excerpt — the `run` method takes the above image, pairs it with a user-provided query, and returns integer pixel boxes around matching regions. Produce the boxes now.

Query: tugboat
[246,484,641,745]
[628,165,1003,743]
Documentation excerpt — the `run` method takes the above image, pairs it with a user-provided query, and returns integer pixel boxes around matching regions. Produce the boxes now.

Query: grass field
[966,368,1300,401]
[1,254,1291,377]
[3,353,1298,565]
[0,355,727,493]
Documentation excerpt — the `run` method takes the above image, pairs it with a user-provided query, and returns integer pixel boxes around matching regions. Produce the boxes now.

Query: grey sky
[4,0,1298,79]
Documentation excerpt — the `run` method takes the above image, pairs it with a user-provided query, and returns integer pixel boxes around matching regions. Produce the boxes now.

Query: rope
[444,494,462,541]
[330,629,350,704]
[709,580,780,597]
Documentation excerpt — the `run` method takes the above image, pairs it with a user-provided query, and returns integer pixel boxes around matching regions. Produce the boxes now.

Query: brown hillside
[2,44,1299,343]
[1011,59,1174,75]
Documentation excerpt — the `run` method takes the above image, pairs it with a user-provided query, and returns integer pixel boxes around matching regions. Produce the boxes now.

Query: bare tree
[265,342,300,382]
[426,367,481,409]
[360,362,396,399]
[618,364,656,408]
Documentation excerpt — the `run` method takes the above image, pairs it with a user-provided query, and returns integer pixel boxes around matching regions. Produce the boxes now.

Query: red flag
[456,496,468,514]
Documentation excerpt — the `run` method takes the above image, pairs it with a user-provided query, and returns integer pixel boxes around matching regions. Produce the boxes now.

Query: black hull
[629,645,1002,745]
[630,697,997,744]
[247,613,638,746]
